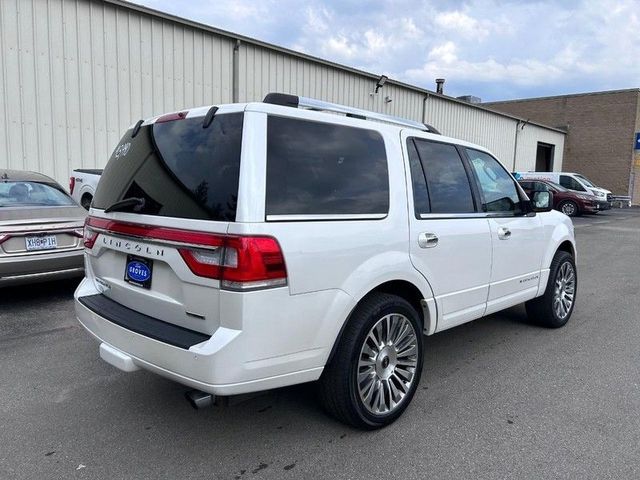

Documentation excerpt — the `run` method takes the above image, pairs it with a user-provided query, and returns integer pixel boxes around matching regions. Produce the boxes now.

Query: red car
[518,179,600,216]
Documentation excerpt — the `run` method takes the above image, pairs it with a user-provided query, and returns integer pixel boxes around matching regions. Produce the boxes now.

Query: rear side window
[93,113,244,221]
[410,138,475,214]
[266,116,389,217]
[406,140,430,215]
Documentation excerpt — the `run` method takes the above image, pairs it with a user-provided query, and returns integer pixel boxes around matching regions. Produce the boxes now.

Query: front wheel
[559,200,579,217]
[318,293,423,429]
[526,250,577,328]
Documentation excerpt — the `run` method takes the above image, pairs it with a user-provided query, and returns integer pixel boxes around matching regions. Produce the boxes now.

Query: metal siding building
[0,0,564,186]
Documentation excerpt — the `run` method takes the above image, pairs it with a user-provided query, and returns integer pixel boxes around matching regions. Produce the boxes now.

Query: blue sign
[127,261,151,283]
[636,132,640,150]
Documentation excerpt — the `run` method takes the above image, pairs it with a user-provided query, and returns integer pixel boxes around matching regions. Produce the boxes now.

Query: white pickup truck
[69,169,102,210]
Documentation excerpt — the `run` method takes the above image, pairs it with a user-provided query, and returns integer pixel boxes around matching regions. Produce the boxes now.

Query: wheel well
[80,192,93,209]
[325,280,428,367]
[369,280,425,325]
[557,240,575,258]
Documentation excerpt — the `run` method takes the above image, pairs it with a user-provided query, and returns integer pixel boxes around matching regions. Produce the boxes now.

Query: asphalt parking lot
[1,208,639,480]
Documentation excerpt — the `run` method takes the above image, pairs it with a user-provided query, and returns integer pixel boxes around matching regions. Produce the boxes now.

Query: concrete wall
[0,0,565,187]
[514,122,566,173]
[486,89,640,200]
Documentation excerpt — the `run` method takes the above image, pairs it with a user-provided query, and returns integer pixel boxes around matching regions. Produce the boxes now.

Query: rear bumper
[0,249,84,286]
[74,278,353,396]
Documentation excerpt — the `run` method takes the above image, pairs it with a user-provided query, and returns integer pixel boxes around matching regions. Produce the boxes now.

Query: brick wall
[485,90,640,200]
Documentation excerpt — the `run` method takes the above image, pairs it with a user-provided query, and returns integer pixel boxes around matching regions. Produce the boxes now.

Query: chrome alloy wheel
[561,202,577,216]
[553,262,575,319]
[357,314,419,415]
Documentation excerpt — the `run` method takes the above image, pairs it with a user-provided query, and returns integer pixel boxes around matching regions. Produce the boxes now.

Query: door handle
[497,227,511,240]
[418,233,438,248]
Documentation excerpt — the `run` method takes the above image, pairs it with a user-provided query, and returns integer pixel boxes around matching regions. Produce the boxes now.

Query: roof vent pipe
[435,78,445,95]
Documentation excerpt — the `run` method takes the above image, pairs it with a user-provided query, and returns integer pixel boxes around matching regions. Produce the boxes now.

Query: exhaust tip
[185,389,215,409]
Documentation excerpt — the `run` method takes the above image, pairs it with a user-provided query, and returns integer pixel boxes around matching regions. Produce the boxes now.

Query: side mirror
[531,191,553,212]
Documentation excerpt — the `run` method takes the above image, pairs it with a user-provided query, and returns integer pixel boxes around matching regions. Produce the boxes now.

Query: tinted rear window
[93,113,243,221]
[266,116,389,217]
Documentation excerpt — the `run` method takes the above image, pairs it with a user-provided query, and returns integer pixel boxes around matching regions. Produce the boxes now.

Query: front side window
[559,175,586,192]
[266,116,389,217]
[466,148,521,214]
[411,139,475,214]
[0,181,75,207]
[574,174,595,187]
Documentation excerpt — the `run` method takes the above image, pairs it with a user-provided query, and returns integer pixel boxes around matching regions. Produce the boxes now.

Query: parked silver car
[0,170,86,286]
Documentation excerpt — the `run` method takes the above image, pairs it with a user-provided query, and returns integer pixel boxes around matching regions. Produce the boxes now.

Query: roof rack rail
[263,93,440,134]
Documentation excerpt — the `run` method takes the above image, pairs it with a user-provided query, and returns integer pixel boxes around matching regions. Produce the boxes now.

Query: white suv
[75,93,577,429]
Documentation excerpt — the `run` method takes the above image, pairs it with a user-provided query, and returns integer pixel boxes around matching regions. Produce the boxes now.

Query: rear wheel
[559,200,579,217]
[319,293,423,429]
[526,250,577,328]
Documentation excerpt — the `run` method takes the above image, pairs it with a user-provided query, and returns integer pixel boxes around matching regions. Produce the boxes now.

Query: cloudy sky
[134,0,638,101]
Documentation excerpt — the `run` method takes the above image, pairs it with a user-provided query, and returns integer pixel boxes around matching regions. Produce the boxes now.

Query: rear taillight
[69,176,76,195]
[83,218,99,249]
[83,216,287,291]
[220,236,287,290]
[179,236,287,291]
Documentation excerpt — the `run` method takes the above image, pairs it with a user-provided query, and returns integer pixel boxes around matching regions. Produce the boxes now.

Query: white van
[75,94,577,429]
[513,172,611,209]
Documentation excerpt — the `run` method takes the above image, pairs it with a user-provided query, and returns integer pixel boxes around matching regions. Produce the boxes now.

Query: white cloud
[305,6,331,33]
[434,11,490,40]
[323,35,359,60]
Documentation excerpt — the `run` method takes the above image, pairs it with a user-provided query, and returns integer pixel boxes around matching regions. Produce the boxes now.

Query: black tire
[525,251,577,328]
[558,200,579,217]
[318,293,423,429]
[81,194,92,210]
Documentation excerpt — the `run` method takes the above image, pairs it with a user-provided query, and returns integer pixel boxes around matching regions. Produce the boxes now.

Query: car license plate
[124,255,153,289]
[25,235,58,251]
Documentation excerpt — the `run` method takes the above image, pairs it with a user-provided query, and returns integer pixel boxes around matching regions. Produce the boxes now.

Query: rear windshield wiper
[104,197,145,213]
